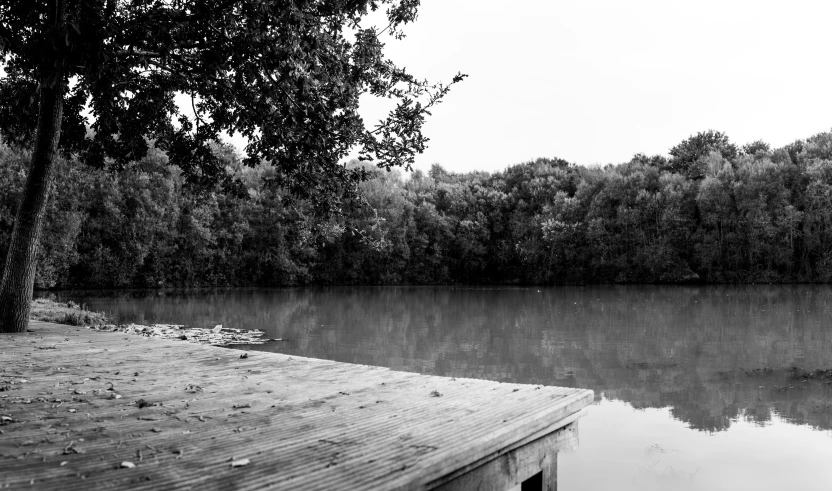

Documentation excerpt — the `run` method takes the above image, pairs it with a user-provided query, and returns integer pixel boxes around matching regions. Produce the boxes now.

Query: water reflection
[561,399,832,490]
[52,285,832,434]
[50,286,832,489]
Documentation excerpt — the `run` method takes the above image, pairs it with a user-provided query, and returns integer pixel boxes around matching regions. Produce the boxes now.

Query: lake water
[47,285,832,490]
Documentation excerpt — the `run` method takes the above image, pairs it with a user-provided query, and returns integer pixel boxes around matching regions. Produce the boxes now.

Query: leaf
[120,461,136,469]
[233,403,252,409]
[239,353,248,359]
[231,458,250,467]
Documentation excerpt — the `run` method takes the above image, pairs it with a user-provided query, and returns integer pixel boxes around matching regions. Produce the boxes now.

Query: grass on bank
[29,298,109,327]
[26,299,269,346]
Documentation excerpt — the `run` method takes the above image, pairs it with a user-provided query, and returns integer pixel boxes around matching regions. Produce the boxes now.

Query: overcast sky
[345,0,832,174]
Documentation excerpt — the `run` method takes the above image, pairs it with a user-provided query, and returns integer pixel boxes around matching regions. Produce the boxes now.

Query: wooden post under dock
[1,321,593,490]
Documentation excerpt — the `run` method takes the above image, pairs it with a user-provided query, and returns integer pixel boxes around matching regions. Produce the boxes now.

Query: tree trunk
[0,82,64,333]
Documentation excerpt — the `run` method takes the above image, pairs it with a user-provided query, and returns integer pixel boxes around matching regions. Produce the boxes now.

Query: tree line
[3,128,832,288]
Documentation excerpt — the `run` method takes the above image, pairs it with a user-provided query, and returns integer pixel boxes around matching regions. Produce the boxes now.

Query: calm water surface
[49,285,832,490]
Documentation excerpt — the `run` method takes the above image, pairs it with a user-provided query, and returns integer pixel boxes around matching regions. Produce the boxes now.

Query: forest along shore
[28,299,271,347]
[3,130,832,290]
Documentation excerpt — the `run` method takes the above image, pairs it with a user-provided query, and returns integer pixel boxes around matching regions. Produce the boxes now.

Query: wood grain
[1,321,592,490]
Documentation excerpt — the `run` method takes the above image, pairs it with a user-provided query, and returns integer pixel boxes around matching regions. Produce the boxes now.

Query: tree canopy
[0,0,463,206]
[666,130,738,180]
[0,0,463,332]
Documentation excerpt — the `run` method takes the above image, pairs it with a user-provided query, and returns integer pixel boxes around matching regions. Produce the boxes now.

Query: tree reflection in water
[55,285,832,433]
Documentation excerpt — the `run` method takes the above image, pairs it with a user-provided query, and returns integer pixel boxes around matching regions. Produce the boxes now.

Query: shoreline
[29,298,270,347]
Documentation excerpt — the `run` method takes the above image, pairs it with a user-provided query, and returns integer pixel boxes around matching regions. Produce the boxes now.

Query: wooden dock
[1,321,593,490]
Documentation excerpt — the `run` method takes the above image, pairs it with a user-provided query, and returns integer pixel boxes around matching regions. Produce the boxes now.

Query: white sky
[350,0,832,174]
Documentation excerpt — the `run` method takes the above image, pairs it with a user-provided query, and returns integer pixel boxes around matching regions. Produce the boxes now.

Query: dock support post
[430,422,576,491]
[520,451,557,490]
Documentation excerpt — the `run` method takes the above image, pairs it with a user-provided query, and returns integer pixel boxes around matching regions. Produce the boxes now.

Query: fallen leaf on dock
[239,353,248,359]
[231,458,250,467]
[233,403,252,409]
[120,461,136,469]
[430,390,442,397]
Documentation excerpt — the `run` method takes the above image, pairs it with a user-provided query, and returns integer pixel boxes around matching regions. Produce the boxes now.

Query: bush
[29,298,109,327]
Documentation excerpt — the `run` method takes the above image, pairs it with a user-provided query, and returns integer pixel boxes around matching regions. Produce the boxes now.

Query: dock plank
[1,321,592,490]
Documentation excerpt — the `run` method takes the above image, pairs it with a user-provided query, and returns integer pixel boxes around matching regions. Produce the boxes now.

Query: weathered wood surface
[434,418,580,491]
[1,321,592,490]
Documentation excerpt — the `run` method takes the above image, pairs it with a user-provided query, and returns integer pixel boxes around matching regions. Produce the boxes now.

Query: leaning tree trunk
[0,81,64,333]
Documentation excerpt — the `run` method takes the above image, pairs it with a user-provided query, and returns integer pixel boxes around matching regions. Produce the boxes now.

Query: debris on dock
[93,323,269,346]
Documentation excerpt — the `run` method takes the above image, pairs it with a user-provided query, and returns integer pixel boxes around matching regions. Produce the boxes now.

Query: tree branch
[115,49,163,58]
[0,22,19,55]
[190,89,205,132]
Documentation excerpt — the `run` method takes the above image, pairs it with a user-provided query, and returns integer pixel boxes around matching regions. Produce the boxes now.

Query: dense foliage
[0,0,462,331]
[0,0,462,205]
[4,129,832,288]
